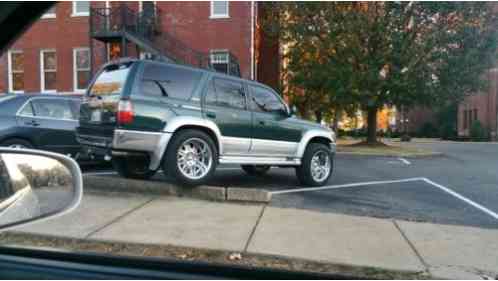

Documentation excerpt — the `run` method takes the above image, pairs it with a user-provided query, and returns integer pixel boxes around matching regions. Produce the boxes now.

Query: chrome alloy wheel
[310,150,331,182]
[8,144,27,149]
[176,137,213,180]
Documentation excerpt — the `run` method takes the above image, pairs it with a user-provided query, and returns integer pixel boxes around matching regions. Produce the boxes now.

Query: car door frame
[201,74,253,156]
[246,83,300,157]
[16,96,80,155]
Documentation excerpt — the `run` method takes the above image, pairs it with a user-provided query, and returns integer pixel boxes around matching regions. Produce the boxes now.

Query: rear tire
[1,138,34,149]
[112,155,157,180]
[241,165,271,176]
[164,129,217,186]
[296,143,333,186]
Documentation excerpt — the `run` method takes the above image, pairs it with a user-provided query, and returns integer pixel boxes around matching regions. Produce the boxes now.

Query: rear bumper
[77,129,172,171]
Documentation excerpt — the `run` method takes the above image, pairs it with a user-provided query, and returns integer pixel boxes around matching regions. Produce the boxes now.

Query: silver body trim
[296,129,336,158]
[249,138,298,157]
[219,155,301,165]
[220,136,251,155]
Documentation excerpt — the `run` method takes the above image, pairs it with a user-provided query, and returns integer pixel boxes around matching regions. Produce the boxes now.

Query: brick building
[457,69,498,140]
[0,1,279,95]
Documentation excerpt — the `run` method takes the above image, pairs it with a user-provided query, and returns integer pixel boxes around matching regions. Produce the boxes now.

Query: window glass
[250,85,285,113]
[74,48,90,91]
[206,78,245,109]
[31,99,75,120]
[41,50,57,92]
[140,80,167,97]
[142,64,202,100]
[69,99,81,119]
[9,51,24,92]
[73,1,89,15]
[19,102,34,116]
[90,64,131,96]
[211,1,228,17]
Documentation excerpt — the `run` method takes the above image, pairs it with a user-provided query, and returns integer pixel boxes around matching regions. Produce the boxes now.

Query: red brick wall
[155,1,253,79]
[0,2,89,94]
[395,106,437,134]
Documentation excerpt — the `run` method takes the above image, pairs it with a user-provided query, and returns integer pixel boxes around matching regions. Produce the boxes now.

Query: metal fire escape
[89,4,241,76]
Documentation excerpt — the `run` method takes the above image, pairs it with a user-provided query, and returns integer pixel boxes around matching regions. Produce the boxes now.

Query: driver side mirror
[289,105,298,116]
[0,148,82,230]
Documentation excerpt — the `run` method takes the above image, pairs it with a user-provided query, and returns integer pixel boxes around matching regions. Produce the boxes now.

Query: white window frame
[41,6,56,19]
[7,50,24,93]
[73,47,90,92]
[72,1,90,17]
[210,49,230,74]
[40,49,57,93]
[210,1,229,19]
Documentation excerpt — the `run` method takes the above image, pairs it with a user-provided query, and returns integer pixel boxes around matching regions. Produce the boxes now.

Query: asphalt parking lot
[82,141,498,230]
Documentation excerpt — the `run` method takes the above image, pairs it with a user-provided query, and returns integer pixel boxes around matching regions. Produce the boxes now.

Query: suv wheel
[241,165,270,176]
[165,129,217,186]
[1,138,33,149]
[296,143,333,186]
[112,155,157,180]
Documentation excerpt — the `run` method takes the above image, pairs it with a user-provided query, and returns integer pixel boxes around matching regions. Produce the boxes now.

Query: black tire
[0,138,34,149]
[164,129,217,186]
[296,143,333,187]
[241,165,271,176]
[112,155,157,180]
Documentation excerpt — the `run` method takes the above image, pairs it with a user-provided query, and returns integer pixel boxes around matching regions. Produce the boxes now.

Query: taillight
[117,100,134,125]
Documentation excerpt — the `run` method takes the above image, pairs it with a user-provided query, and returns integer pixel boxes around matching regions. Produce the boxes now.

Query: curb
[83,174,271,203]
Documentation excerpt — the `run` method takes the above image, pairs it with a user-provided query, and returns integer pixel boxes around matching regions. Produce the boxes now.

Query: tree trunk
[333,110,340,135]
[366,107,378,144]
[315,110,323,124]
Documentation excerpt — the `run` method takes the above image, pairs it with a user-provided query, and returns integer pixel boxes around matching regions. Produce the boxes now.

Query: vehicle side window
[31,99,75,120]
[140,80,167,97]
[142,64,202,100]
[205,78,246,110]
[19,101,34,116]
[69,99,81,119]
[250,85,285,113]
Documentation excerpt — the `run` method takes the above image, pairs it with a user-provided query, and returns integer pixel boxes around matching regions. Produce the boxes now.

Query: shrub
[470,120,489,141]
[418,122,440,138]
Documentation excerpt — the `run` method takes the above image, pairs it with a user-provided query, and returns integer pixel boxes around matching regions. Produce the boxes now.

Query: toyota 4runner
[76,59,336,186]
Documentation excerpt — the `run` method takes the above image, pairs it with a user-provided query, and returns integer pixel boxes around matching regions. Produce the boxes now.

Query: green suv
[76,59,335,186]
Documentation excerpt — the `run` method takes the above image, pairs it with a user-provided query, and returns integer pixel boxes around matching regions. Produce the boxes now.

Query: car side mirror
[0,148,82,230]
[289,105,298,116]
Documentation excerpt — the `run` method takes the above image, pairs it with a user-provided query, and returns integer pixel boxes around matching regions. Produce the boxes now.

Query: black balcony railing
[90,5,161,41]
[89,4,241,77]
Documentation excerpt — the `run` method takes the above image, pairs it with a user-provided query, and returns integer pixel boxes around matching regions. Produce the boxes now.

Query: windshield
[1,2,498,280]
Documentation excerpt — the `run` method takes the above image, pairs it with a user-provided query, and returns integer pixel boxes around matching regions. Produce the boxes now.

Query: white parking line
[398,158,411,165]
[270,177,425,195]
[422,178,498,220]
[271,177,498,221]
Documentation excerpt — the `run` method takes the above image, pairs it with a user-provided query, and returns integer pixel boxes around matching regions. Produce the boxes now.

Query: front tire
[112,155,157,180]
[1,138,34,149]
[241,165,271,176]
[164,129,217,186]
[296,143,333,186]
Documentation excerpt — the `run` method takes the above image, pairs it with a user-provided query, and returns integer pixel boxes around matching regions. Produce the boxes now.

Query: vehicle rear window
[90,64,131,96]
[141,63,202,101]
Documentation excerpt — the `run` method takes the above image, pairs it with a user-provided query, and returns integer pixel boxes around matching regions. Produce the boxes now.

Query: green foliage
[262,2,498,143]
[436,103,458,140]
[470,120,489,141]
[418,122,440,138]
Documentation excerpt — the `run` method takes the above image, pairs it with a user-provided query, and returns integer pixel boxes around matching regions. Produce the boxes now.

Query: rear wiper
[154,81,169,97]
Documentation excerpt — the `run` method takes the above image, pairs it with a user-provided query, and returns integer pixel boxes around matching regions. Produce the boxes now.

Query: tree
[263,2,498,143]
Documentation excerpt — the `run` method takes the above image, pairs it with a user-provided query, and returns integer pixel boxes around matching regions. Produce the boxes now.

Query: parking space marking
[422,178,498,220]
[270,177,425,195]
[271,177,498,221]
[398,158,411,165]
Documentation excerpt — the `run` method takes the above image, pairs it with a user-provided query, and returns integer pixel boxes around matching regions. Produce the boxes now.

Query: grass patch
[337,139,437,157]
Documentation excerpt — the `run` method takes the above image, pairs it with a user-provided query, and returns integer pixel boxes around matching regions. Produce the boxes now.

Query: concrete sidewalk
[11,192,498,279]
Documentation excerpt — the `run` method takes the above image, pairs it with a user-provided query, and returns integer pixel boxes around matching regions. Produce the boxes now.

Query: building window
[40,50,57,93]
[210,50,229,74]
[73,48,90,92]
[8,50,24,93]
[72,1,90,17]
[210,1,229,19]
[41,6,56,19]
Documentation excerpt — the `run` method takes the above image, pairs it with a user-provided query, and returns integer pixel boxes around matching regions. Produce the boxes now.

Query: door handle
[258,120,266,126]
[25,120,40,127]
[206,111,216,119]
